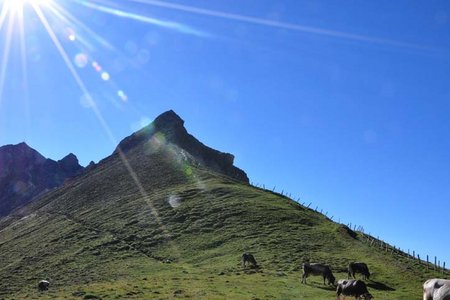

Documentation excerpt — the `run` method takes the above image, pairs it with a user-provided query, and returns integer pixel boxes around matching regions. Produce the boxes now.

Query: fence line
[249,181,448,275]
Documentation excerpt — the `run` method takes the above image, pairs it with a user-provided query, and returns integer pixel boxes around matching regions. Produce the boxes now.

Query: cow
[336,279,373,299]
[301,263,336,286]
[242,253,258,268]
[434,284,450,300]
[423,278,450,300]
[348,262,371,280]
[38,280,50,291]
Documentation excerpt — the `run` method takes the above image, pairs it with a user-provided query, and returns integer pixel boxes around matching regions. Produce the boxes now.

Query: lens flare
[101,71,110,81]
[3,0,51,13]
[74,53,89,68]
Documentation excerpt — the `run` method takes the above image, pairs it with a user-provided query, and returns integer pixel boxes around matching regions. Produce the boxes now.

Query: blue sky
[1,0,450,265]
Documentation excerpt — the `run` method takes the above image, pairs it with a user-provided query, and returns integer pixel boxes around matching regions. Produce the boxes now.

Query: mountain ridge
[0,110,248,218]
[0,142,84,217]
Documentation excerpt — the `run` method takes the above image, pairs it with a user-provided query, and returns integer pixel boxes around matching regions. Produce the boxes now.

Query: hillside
[0,111,444,299]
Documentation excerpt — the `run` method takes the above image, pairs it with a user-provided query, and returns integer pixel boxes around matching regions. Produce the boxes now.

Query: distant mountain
[0,142,84,216]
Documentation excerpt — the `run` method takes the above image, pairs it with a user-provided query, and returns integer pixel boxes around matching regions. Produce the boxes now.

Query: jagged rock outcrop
[0,143,84,216]
[58,153,83,175]
[115,110,249,183]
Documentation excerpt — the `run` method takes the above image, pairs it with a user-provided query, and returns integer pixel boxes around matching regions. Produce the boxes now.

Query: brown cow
[348,262,371,280]
[242,253,258,267]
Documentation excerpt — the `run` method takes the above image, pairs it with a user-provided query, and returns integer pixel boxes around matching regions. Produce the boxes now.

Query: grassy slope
[0,142,443,299]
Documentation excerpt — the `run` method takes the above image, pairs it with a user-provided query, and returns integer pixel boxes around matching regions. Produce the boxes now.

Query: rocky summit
[115,110,249,183]
[0,142,84,216]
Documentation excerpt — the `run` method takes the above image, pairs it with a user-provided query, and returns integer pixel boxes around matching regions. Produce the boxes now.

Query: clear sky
[1,0,449,265]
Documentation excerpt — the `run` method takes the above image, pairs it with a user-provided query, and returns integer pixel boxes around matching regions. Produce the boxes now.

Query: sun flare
[2,0,51,12]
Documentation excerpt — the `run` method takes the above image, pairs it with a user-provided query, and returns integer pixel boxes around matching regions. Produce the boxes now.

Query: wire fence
[249,181,448,275]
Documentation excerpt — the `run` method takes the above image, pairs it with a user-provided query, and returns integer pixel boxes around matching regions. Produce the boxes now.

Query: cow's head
[363,293,373,299]
[328,274,337,286]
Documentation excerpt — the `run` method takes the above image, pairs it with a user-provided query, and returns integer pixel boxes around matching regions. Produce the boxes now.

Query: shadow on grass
[367,281,396,291]
[306,283,336,291]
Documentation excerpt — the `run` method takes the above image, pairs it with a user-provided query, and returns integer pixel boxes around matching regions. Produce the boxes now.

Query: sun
[2,0,25,13]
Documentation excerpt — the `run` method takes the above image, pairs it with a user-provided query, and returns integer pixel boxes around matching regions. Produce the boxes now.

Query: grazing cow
[348,262,371,280]
[301,263,336,286]
[423,279,450,300]
[38,280,50,291]
[434,284,450,300]
[336,279,373,299]
[242,253,258,267]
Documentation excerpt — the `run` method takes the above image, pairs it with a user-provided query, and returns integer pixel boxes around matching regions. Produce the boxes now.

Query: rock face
[116,110,249,183]
[0,143,84,216]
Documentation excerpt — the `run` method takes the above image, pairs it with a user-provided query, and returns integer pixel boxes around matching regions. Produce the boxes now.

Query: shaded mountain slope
[0,111,442,299]
[0,143,84,217]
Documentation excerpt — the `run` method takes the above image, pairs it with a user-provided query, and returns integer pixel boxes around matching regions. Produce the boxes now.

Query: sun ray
[124,0,430,50]
[47,3,130,64]
[17,2,31,135]
[44,3,113,50]
[47,1,115,51]
[0,4,10,31]
[0,9,15,107]
[31,2,179,251]
[77,0,210,38]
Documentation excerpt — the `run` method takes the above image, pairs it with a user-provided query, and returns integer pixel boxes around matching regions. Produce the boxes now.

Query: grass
[0,142,445,299]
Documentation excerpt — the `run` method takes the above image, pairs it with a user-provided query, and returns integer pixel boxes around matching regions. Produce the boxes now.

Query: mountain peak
[0,142,45,163]
[115,110,249,183]
[0,142,32,151]
[16,141,30,148]
[153,110,184,129]
[58,153,84,176]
